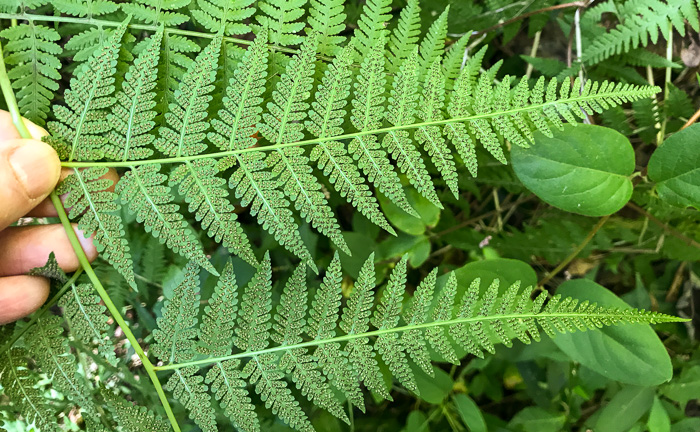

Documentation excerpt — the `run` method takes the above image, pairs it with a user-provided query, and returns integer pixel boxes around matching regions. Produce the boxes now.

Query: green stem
[0,268,83,357]
[48,193,181,432]
[60,88,660,169]
[155,309,681,371]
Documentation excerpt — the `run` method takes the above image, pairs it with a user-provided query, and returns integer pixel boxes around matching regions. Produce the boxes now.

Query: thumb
[0,139,61,229]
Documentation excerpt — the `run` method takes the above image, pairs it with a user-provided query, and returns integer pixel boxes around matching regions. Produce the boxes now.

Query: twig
[681,107,700,130]
[474,1,589,36]
[539,215,610,287]
[626,202,700,250]
[666,261,687,302]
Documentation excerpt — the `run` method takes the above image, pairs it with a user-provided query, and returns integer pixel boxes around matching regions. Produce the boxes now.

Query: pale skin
[0,110,117,325]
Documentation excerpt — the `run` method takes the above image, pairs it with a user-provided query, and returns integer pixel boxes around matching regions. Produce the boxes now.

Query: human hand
[0,110,98,325]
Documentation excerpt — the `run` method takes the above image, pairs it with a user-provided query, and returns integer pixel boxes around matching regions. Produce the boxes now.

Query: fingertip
[0,276,50,325]
[7,140,61,200]
[73,224,98,262]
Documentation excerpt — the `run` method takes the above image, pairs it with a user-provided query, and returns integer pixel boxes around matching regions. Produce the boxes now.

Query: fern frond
[426,272,459,363]
[52,0,118,17]
[260,35,346,260]
[401,269,437,376]
[583,0,700,65]
[46,20,127,161]
[121,0,190,26]
[417,6,449,78]
[372,257,418,394]
[384,50,441,208]
[198,262,259,432]
[387,0,421,73]
[307,46,394,235]
[157,36,256,266]
[153,263,218,431]
[255,0,307,47]
[416,59,459,198]
[103,389,170,432]
[308,0,346,56]
[307,253,365,411]
[191,0,254,35]
[57,167,135,287]
[350,39,417,217]
[116,164,215,272]
[351,0,392,59]
[0,23,61,125]
[105,28,162,161]
[340,253,393,401]
[443,33,471,85]
[27,316,95,412]
[59,283,117,366]
[0,349,57,432]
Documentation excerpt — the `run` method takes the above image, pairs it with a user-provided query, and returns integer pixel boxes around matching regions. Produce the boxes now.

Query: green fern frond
[59,283,117,365]
[27,316,95,412]
[350,39,417,217]
[384,50,441,208]
[308,0,346,56]
[105,28,162,161]
[417,6,449,78]
[122,0,190,26]
[255,0,308,47]
[583,0,700,65]
[57,167,135,287]
[443,33,471,85]
[350,0,391,59]
[103,389,170,432]
[0,348,56,432]
[0,23,61,125]
[116,164,215,272]
[52,0,118,17]
[417,59,459,198]
[149,251,682,432]
[307,45,394,235]
[46,20,127,161]
[191,0,254,35]
[261,35,346,260]
[386,0,421,73]
[153,263,218,431]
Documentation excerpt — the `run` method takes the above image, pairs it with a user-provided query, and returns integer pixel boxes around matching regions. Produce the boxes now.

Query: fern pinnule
[351,0,391,59]
[0,23,61,126]
[261,35,348,259]
[340,253,393,401]
[59,283,117,365]
[384,50,442,208]
[386,0,421,73]
[308,0,347,56]
[0,348,56,432]
[308,45,395,235]
[58,167,135,287]
[426,272,460,364]
[417,6,449,78]
[372,258,419,394]
[46,20,127,162]
[52,0,118,17]
[106,28,162,161]
[350,39,417,217]
[191,0,255,35]
[255,0,308,47]
[121,0,190,26]
[401,268,437,376]
[116,164,215,273]
[417,59,459,198]
[103,389,170,432]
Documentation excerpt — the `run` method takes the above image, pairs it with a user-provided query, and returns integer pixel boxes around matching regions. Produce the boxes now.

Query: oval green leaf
[648,124,700,210]
[511,124,635,216]
[552,279,673,386]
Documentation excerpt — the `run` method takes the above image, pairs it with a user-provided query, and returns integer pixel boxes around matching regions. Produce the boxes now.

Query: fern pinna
[0,0,689,431]
[1,7,658,282]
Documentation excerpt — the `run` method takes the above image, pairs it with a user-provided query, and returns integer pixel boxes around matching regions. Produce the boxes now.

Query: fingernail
[73,225,98,261]
[9,143,60,199]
